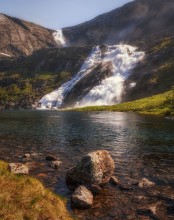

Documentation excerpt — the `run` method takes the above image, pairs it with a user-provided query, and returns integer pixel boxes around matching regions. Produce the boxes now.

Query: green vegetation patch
[151,37,174,53]
[72,89,174,116]
[0,161,72,220]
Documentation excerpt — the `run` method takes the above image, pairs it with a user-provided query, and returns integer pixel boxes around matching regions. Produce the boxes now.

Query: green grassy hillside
[73,89,174,116]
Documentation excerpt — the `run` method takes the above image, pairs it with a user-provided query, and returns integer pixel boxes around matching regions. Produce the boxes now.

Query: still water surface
[0,110,174,219]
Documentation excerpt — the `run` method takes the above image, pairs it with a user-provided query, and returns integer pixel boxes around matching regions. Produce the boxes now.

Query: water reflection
[0,110,174,219]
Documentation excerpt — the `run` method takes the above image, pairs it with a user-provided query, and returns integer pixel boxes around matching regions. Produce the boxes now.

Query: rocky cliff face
[63,0,174,47]
[0,13,57,57]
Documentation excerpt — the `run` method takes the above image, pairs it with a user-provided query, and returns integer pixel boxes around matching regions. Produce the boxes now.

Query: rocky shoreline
[6,150,174,220]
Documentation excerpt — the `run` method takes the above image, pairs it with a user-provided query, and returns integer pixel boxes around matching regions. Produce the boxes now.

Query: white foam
[78,45,144,107]
[53,30,67,47]
[38,45,144,109]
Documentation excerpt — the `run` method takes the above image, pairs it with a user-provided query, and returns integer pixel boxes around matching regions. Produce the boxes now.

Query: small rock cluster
[8,153,63,176]
[46,154,62,169]
[9,150,163,219]
[65,150,156,210]
[66,150,115,208]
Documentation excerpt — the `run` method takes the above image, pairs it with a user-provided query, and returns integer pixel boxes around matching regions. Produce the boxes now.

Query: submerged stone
[46,155,57,161]
[110,176,119,186]
[138,178,155,188]
[24,153,31,159]
[50,160,62,169]
[90,184,102,195]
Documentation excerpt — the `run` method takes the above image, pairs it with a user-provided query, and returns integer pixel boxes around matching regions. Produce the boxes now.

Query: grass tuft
[0,161,72,220]
[72,89,174,116]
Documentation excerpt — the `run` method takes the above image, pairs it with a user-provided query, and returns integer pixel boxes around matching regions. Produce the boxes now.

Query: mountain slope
[0,13,57,56]
[63,0,174,46]
[123,36,174,101]
[0,0,174,109]
[0,47,92,109]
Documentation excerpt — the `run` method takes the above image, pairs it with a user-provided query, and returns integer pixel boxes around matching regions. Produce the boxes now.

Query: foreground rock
[90,184,102,195]
[24,153,31,159]
[66,150,115,189]
[9,163,29,175]
[50,160,62,169]
[136,201,167,220]
[110,176,119,186]
[72,186,93,209]
[46,155,57,161]
[138,178,155,188]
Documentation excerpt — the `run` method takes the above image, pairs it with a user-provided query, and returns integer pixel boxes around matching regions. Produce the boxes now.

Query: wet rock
[119,184,133,191]
[9,163,29,175]
[72,185,93,209]
[110,176,119,186]
[138,178,155,188]
[66,150,115,189]
[24,153,30,159]
[130,180,139,186]
[46,155,56,161]
[50,160,62,169]
[90,184,102,195]
[149,202,167,219]
[136,201,167,220]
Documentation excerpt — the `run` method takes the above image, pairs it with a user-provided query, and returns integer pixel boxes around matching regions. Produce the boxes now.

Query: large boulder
[71,185,93,209]
[66,150,115,189]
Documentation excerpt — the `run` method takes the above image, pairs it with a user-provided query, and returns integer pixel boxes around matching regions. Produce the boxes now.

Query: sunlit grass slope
[0,161,72,220]
[73,90,174,115]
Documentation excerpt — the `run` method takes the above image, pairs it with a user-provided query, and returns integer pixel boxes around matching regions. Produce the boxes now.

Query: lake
[0,110,174,219]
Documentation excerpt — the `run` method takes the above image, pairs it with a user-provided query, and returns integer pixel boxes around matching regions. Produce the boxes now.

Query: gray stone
[72,185,93,209]
[90,184,102,195]
[24,153,30,159]
[119,184,133,191]
[50,160,62,169]
[136,202,167,220]
[110,176,119,186]
[66,150,115,189]
[9,163,29,175]
[138,178,155,188]
[46,155,57,161]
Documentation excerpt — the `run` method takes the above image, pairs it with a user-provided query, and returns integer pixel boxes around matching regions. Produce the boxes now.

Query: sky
[0,0,132,29]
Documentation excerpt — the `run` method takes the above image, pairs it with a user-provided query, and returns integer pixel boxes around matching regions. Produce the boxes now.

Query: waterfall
[53,30,67,47]
[38,46,102,109]
[38,45,144,109]
[78,45,144,107]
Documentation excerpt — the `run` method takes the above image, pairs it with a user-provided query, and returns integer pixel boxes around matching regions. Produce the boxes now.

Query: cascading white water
[78,45,144,107]
[53,30,67,47]
[38,46,102,109]
[38,45,144,109]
